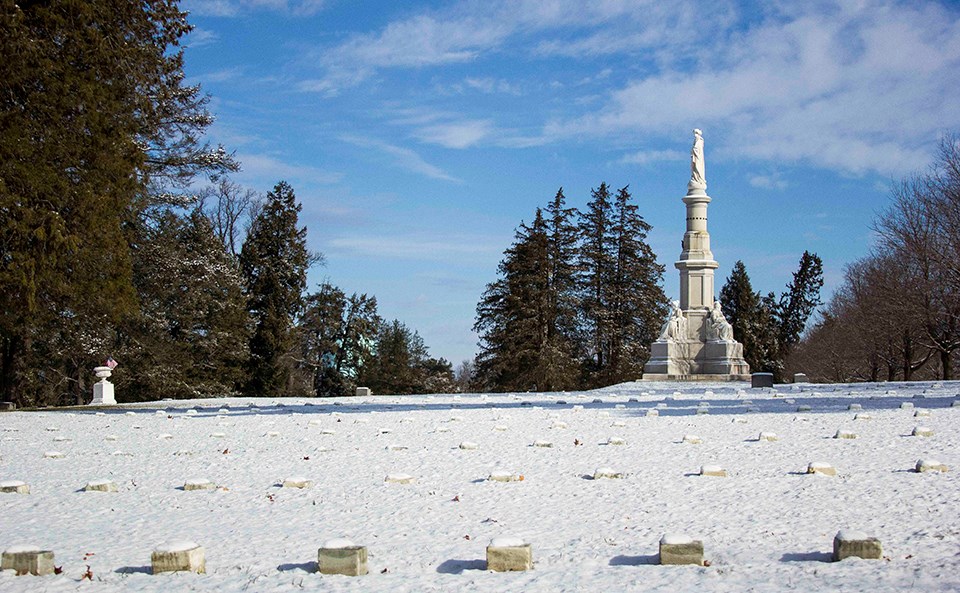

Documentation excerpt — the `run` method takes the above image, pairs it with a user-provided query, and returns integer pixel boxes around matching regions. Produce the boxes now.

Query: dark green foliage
[777,251,824,352]
[361,320,454,395]
[122,210,249,399]
[299,283,379,397]
[475,184,668,391]
[240,181,313,396]
[720,255,823,380]
[0,0,233,405]
[474,210,554,391]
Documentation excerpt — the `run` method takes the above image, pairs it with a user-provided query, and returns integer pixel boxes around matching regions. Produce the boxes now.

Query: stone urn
[93,366,113,381]
[90,367,116,405]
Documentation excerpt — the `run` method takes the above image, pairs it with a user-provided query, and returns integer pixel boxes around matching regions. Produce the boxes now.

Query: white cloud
[184,0,326,17]
[234,153,343,186]
[619,149,685,165]
[185,26,219,47]
[340,136,460,182]
[545,2,960,176]
[416,120,493,149]
[327,233,500,262]
[748,173,788,191]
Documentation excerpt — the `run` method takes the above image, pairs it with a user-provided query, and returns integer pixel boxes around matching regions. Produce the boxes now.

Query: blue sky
[180,0,960,366]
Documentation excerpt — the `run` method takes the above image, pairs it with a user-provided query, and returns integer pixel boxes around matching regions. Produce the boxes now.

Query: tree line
[472,184,669,391]
[471,182,826,390]
[0,1,450,407]
[791,136,960,382]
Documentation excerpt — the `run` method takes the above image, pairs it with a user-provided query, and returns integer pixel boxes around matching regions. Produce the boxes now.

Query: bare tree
[198,177,262,257]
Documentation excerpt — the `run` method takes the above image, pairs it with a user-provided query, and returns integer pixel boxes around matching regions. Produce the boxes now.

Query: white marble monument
[643,129,750,381]
[89,366,117,405]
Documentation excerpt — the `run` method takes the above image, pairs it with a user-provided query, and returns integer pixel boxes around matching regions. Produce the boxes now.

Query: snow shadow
[609,553,659,566]
[277,561,317,573]
[436,558,487,574]
[115,565,151,574]
[780,551,832,563]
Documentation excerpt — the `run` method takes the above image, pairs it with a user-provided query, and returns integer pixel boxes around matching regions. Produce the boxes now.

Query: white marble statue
[658,300,687,342]
[690,128,705,187]
[706,301,735,342]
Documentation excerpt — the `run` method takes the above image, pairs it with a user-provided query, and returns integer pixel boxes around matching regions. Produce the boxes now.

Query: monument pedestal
[90,380,116,406]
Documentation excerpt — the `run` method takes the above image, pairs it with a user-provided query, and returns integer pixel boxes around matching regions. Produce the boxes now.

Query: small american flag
[105,357,118,370]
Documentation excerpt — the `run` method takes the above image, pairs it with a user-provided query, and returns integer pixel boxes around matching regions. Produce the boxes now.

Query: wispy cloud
[234,152,343,186]
[340,136,460,182]
[415,120,493,149]
[545,2,960,176]
[184,0,326,17]
[185,26,219,47]
[619,149,685,165]
[748,172,788,191]
[327,233,500,262]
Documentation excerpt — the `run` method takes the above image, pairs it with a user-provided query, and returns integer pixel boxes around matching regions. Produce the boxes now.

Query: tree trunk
[941,348,952,380]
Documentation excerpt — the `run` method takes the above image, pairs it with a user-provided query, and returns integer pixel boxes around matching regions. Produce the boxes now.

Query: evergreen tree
[362,320,432,395]
[543,188,582,388]
[299,283,378,397]
[719,261,779,373]
[0,1,234,405]
[578,183,616,384]
[124,209,249,399]
[777,251,824,353]
[607,186,668,382]
[474,210,553,391]
[240,181,314,396]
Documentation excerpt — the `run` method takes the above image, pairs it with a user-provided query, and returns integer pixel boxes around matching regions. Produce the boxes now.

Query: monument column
[642,128,750,380]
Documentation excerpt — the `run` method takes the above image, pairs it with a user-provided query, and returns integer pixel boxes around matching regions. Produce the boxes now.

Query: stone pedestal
[659,535,704,565]
[355,387,371,397]
[0,480,30,494]
[318,540,367,576]
[486,538,532,572]
[152,541,205,574]
[91,380,116,406]
[833,531,882,561]
[2,546,55,576]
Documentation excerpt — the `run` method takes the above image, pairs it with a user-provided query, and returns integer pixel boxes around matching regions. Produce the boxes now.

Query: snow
[660,534,694,545]
[0,480,26,488]
[1,380,959,591]
[322,538,355,549]
[836,530,870,542]
[154,541,199,553]
[489,536,525,548]
[3,544,41,554]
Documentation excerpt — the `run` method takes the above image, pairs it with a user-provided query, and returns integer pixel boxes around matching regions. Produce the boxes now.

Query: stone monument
[89,365,116,405]
[643,129,750,381]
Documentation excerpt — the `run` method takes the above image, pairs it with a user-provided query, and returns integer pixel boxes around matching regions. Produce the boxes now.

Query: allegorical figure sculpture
[658,300,687,342]
[706,301,735,342]
[690,128,705,187]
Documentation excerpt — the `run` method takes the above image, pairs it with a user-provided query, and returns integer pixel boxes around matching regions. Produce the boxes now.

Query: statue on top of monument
[690,128,705,188]
[706,301,735,342]
[657,300,687,342]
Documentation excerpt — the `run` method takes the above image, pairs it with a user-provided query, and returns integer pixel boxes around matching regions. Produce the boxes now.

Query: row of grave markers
[1,451,947,497]
[1,530,885,577]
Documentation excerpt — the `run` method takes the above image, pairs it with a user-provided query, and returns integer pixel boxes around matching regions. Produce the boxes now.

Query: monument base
[90,381,116,406]
[643,337,750,382]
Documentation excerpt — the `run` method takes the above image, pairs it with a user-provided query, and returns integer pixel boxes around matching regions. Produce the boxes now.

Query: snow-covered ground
[2,380,959,592]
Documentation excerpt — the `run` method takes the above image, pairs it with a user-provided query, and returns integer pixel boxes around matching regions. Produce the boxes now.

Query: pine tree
[124,210,249,399]
[578,183,617,384]
[240,181,314,396]
[299,284,378,397]
[543,188,582,389]
[777,251,824,353]
[606,186,668,382]
[720,261,777,373]
[474,210,553,391]
[0,1,234,405]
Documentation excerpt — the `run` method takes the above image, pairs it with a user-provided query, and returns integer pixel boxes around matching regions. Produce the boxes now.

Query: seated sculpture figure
[658,301,687,342]
[706,301,735,342]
